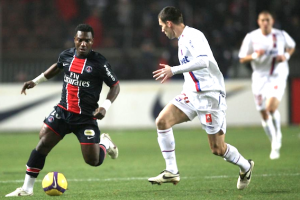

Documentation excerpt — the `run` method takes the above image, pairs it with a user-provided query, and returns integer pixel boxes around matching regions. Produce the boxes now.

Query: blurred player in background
[6,24,120,197]
[239,11,296,160]
[149,6,254,190]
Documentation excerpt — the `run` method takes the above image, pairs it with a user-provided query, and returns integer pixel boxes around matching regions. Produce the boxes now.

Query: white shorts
[252,73,287,111]
[171,91,227,134]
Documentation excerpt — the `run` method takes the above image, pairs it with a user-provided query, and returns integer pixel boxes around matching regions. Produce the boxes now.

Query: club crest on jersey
[205,113,212,124]
[47,116,55,123]
[189,40,194,48]
[85,66,93,73]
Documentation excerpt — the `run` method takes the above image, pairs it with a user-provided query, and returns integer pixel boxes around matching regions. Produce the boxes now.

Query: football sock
[223,144,250,173]
[23,149,46,192]
[157,128,178,174]
[271,110,282,145]
[261,115,276,143]
[97,144,106,166]
[26,149,46,178]
[100,137,110,150]
[22,174,35,193]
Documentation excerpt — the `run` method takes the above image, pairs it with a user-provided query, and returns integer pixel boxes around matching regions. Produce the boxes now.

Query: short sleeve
[56,52,64,69]
[282,30,296,49]
[238,34,253,58]
[100,61,119,87]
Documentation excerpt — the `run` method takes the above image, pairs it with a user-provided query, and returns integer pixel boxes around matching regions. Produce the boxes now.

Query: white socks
[223,144,250,173]
[22,174,35,193]
[262,115,276,143]
[100,136,110,150]
[262,111,282,150]
[271,110,282,146]
[157,128,178,174]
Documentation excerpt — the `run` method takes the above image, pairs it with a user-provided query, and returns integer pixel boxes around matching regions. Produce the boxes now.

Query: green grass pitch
[0,126,299,199]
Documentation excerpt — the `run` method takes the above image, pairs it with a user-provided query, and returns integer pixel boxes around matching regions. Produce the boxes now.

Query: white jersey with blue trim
[177,26,226,94]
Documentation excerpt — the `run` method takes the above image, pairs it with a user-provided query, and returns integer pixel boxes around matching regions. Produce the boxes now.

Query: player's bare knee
[85,158,99,167]
[36,137,51,155]
[155,117,169,129]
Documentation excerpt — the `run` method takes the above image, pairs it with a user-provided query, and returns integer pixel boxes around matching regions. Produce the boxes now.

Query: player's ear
[166,21,172,28]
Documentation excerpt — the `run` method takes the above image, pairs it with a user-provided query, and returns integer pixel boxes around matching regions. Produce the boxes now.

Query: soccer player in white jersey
[239,11,296,160]
[148,6,254,190]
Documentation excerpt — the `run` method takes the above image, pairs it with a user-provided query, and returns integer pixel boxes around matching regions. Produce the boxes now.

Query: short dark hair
[75,24,94,38]
[258,10,273,18]
[158,6,183,25]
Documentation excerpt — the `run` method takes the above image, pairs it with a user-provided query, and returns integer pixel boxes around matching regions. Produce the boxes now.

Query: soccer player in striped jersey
[149,6,254,190]
[239,11,296,160]
[6,24,120,197]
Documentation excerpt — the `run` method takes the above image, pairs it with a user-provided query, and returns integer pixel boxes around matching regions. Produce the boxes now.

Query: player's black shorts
[43,106,100,144]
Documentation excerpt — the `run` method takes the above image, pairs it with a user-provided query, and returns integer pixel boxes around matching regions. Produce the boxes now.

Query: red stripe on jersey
[111,81,120,87]
[189,72,201,91]
[270,34,277,75]
[69,56,86,74]
[270,57,276,75]
[66,83,81,114]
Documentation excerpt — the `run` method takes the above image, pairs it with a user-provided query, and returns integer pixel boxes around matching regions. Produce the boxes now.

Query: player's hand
[21,81,36,95]
[255,49,265,57]
[153,64,173,83]
[276,55,286,62]
[93,107,106,120]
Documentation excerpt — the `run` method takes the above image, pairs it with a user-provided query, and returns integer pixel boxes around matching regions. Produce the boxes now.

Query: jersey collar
[178,26,189,40]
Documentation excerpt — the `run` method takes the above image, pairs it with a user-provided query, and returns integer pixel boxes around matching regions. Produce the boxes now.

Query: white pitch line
[1,173,299,184]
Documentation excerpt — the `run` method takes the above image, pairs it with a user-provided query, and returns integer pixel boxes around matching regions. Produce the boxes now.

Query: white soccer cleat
[148,170,180,185]
[101,133,118,159]
[237,160,254,190]
[270,149,280,160]
[5,187,33,197]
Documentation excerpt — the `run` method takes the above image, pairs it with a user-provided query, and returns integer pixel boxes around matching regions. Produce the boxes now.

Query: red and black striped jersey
[56,48,119,117]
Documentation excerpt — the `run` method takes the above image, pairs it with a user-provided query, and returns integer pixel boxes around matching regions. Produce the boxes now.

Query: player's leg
[207,131,254,190]
[255,93,278,159]
[148,102,193,185]
[266,97,281,159]
[5,124,62,197]
[200,108,253,190]
[76,125,117,167]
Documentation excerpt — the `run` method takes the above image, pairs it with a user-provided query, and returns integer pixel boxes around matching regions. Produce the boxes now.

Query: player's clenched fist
[93,107,106,120]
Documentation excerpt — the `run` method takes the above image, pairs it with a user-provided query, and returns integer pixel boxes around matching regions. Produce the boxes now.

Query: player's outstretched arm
[153,64,173,83]
[93,83,120,120]
[21,63,62,95]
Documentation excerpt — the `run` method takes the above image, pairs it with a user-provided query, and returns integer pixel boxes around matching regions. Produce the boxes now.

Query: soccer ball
[42,172,68,196]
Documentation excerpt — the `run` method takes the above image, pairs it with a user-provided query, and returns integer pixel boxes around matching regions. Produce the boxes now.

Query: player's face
[159,18,175,39]
[257,14,274,35]
[74,31,94,57]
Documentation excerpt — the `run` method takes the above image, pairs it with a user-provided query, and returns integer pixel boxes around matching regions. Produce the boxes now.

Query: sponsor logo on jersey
[63,63,69,66]
[64,74,90,87]
[85,66,93,73]
[205,113,212,124]
[84,129,95,137]
[47,116,54,123]
[104,65,116,81]
[180,56,190,65]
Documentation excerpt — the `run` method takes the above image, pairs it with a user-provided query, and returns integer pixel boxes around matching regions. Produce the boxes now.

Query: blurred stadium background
[0,0,300,129]
[1,0,300,129]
